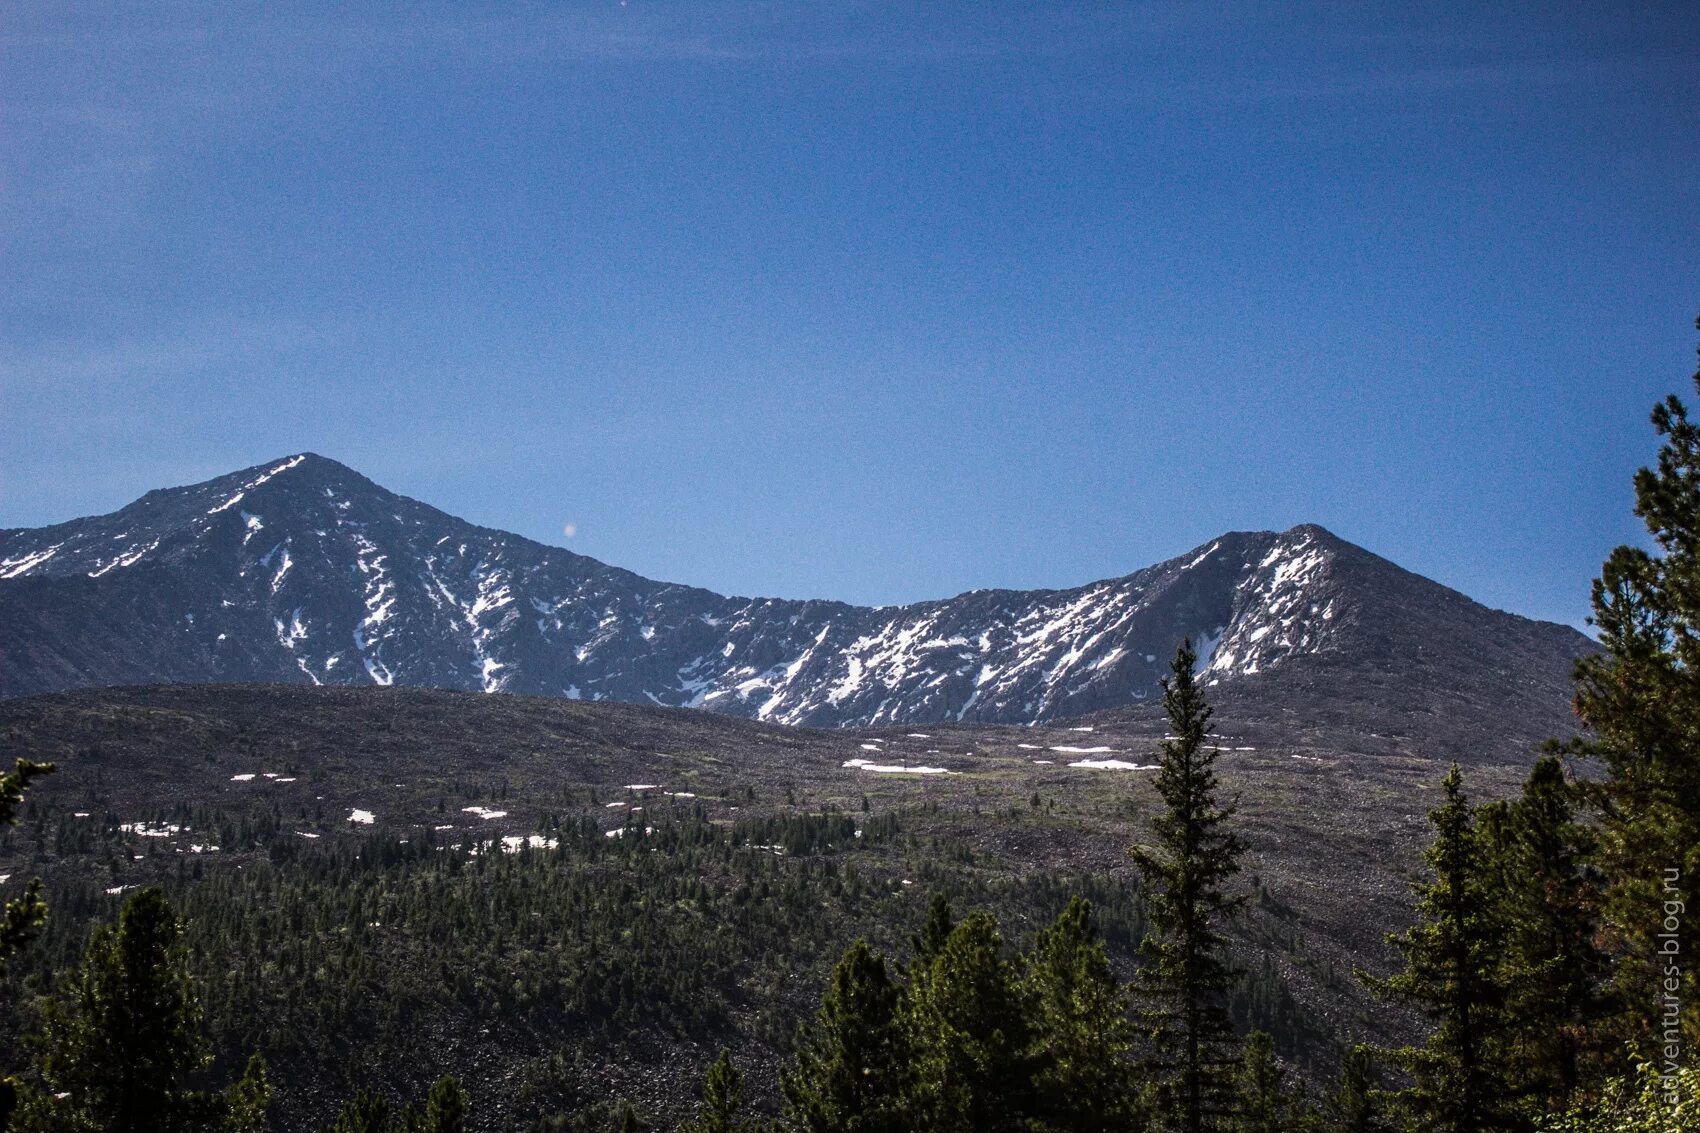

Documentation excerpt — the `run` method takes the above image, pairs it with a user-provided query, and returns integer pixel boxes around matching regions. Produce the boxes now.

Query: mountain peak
[0,458,1594,734]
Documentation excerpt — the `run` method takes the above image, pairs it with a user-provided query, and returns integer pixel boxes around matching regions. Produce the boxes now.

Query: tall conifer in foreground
[1567,315,1700,1052]
[1023,896,1143,1132]
[1364,764,1519,1133]
[902,912,1039,1133]
[781,939,910,1133]
[1129,640,1245,1133]
[1485,756,1611,1112]
[18,886,270,1132]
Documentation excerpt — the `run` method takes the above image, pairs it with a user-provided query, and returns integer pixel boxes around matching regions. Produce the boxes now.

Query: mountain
[0,454,1593,741]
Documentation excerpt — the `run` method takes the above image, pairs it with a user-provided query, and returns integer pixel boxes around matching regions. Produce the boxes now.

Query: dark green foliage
[1023,896,1141,1132]
[1479,757,1612,1112]
[1225,1032,1307,1133]
[1129,641,1245,1133]
[781,940,910,1133]
[18,886,267,1132]
[1567,316,1700,1052]
[911,893,955,969]
[331,1089,394,1133]
[0,759,53,976]
[419,1075,468,1133]
[678,1050,762,1133]
[1319,1047,1388,1133]
[328,1075,466,1133]
[1363,765,1520,1133]
[903,911,1040,1132]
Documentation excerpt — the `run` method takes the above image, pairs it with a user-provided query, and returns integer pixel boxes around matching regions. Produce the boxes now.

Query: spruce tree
[1023,896,1141,1132]
[1568,315,1700,1052]
[1363,764,1519,1133]
[782,939,910,1133]
[1129,640,1245,1133]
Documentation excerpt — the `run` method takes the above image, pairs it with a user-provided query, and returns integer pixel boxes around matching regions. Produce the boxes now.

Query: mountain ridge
[0,454,1593,736]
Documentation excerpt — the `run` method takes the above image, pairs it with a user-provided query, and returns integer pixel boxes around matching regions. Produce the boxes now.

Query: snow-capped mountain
[0,454,1592,731]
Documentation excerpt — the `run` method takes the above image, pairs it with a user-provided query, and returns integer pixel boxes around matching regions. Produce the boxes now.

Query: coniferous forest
[1,325,1699,1130]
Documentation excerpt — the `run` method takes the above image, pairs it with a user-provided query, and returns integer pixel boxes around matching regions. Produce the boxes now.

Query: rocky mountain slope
[0,455,1592,735]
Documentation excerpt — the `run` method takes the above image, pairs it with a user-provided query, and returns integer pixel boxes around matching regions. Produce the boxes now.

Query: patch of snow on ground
[462,806,507,820]
[231,773,256,782]
[348,809,375,824]
[122,822,181,837]
[859,743,882,751]
[1068,759,1159,771]
[1069,726,1095,732]
[842,758,952,775]
[296,832,321,839]
[906,733,931,738]
[624,784,659,791]
[1050,745,1119,754]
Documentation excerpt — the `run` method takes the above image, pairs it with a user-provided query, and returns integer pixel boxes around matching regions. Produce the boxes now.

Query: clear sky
[3,3,1696,629]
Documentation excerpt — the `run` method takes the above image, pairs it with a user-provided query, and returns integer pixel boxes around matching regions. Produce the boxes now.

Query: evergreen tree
[911,893,955,968]
[1225,1032,1302,1133]
[1485,757,1611,1112]
[679,1050,761,1133]
[1567,315,1700,1052]
[225,1055,272,1133]
[614,1100,643,1133]
[21,886,267,1132]
[1023,896,1141,1132]
[0,759,53,971]
[1129,640,1245,1133]
[782,938,910,1133]
[1319,1047,1388,1133]
[419,1076,468,1133]
[902,912,1038,1133]
[331,1090,393,1133]
[1363,764,1520,1133]
[0,757,53,1130]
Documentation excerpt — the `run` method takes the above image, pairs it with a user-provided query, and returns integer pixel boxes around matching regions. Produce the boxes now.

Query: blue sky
[2,3,1695,628]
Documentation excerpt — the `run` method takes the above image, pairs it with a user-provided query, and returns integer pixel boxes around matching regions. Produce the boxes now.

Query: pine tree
[1319,1047,1388,1133]
[21,886,267,1132]
[0,759,53,971]
[0,757,53,1130]
[782,939,910,1133]
[1567,315,1700,1053]
[679,1050,761,1133]
[1225,1032,1300,1133]
[419,1076,468,1133]
[902,911,1038,1133]
[1363,764,1520,1133]
[911,893,955,968]
[331,1089,394,1133]
[1129,640,1245,1133]
[1023,896,1141,1132]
